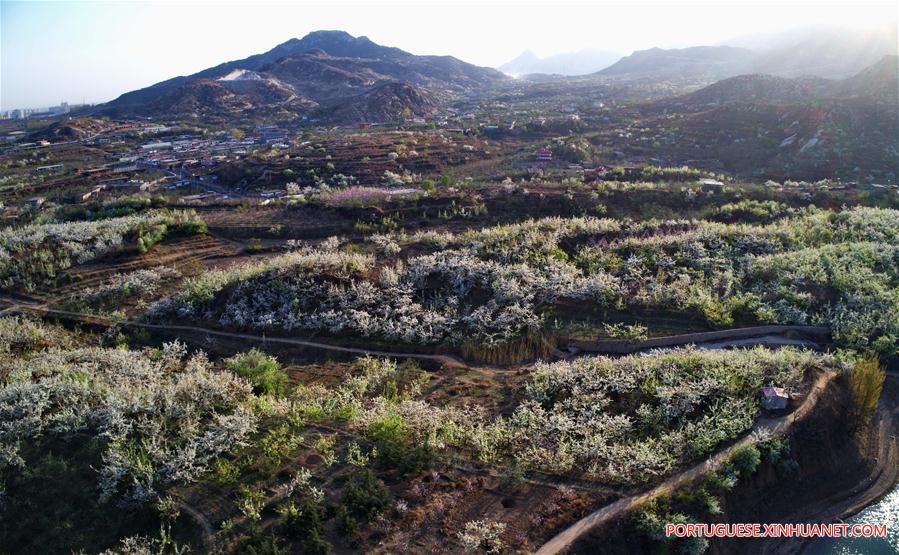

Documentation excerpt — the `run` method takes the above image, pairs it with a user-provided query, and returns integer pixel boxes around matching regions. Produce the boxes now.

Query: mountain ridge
[98,30,506,121]
[665,55,898,108]
[596,45,755,80]
[590,28,896,82]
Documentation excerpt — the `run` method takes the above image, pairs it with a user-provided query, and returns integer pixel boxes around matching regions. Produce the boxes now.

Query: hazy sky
[1,0,896,110]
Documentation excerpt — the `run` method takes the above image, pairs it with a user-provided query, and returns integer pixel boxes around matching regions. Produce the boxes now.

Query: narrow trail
[0,301,470,368]
[1,299,829,370]
[535,370,837,555]
[173,499,214,544]
[570,325,830,355]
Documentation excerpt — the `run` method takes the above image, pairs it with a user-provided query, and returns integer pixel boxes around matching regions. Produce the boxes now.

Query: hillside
[98,30,506,122]
[833,54,899,102]
[745,25,898,79]
[628,57,899,181]
[667,74,830,107]
[327,82,439,123]
[663,55,899,109]
[25,117,109,142]
[6,7,899,555]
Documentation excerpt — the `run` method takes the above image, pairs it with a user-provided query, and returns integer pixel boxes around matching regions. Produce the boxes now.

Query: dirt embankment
[567,372,899,555]
[744,372,899,555]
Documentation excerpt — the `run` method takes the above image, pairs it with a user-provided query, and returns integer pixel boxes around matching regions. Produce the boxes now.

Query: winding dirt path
[1,299,829,369]
[535,370,837,555]
[570,325,830,355]
[0,301,469,367]
[173,499,215,544]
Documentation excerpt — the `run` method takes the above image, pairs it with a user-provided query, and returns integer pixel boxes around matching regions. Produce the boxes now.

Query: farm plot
[296,132,493,182]
[0,209,207,292]
[197,205,350,239]
[45,234,240,308]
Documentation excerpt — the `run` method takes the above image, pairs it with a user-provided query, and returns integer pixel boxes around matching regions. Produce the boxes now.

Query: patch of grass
[459,332,556,365]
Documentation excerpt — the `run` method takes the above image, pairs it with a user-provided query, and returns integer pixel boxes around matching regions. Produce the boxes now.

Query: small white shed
[761,386,790,410]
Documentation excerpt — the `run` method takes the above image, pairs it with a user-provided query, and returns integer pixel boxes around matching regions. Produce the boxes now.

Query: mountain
[664,55,899,109]
[499,51,541,77]
[27,117,108,142]
[99,30,506,122]
[832,55,899,102]
[732,25,898,79]
[643,57,898,182]
[597,46,755,80]
[594,27,897,83]
[667,74,831,108]
[499,48,622,76]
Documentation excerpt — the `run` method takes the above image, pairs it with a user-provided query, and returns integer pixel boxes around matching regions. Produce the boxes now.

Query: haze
[1,0,896,110]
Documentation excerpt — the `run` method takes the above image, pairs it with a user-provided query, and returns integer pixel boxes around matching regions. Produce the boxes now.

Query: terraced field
[39,234,240,303]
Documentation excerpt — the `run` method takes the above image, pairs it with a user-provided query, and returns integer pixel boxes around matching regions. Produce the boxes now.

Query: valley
[0,19,897,555]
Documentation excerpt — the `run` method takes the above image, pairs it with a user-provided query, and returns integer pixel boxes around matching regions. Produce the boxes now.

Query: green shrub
[240,531,288,555]
[256,423,303,472]
[602,322,649,340]
[760,436,799,475]
[341,468,389,522]
[136,223,167,253]
[704,469,738,491]
[335,505,359,540]
[210,458,240,486]
[225,348,288,396]
[173,220,208,235]
[635,496,710,555]
[725,445,761,479]
[238,485,266,522]
[366,415,432,477]
[246,238,264,253]
[280,499,331,554]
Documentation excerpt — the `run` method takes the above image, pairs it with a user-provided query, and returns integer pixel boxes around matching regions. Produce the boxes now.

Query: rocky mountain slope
[665,55,898,108]
[327,82,439,123]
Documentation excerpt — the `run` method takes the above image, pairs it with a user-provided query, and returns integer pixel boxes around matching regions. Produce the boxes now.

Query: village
[0,110,617,220]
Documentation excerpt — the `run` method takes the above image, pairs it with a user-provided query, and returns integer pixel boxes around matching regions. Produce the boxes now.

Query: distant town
[0,101,94,120]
